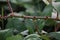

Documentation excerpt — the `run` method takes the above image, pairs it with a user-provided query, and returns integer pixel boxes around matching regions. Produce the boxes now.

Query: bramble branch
[0,15,60,21]
[7,0,14,14]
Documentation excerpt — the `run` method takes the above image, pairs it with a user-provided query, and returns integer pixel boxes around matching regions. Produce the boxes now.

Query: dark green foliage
[0,19,8,30]
[32,0,46,11]
[0,0,26,30]
[6,18,27,32]
[43,19,57,33]
[39,0,46,11]
[0,29,13,40]
[0,0,60,40]
[6,34,23,40]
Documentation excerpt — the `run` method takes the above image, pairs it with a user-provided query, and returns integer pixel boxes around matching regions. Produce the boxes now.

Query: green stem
[2,7,4,16]
[1,7,4,30]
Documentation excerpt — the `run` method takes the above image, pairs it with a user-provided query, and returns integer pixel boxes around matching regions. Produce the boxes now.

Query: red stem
[7,0,14,14]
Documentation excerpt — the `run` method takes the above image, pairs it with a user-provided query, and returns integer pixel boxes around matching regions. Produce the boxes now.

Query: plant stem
[1,7,4,30]
[7,0,13,14]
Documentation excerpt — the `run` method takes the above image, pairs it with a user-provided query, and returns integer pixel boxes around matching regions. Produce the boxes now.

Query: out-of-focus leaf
[52,2,60,13]
[16,0,32,3]
[25,19,35,34]
[25,5,35,15]
[41,34,50,40]
[42,4,53,16]
[24,3,41,16]
[55,0,60,2]
[36,19,45,32]
[6,34,23,40]
[0,29,13,40]
[22,0,43,16]
[24,34,42,40]
[6,18,27,32]
[10,0,17,3]
[45,19,57,26]
[49,32,60,40]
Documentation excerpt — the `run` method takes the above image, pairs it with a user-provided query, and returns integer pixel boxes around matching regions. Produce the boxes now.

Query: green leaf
[16,0,32,3]
[55,0,60,2]
[0,29,13,40]
[24,34,42,40]
[25,4,35,15]
[52,2,60,13]
[6,18,27,32]
[42,4,53,16]
[41,35,50,40]
[45,19,57,26]
[36,19,45,32]
[25,19,35,34]
[6,35,23,40]
[49,32,60,40]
